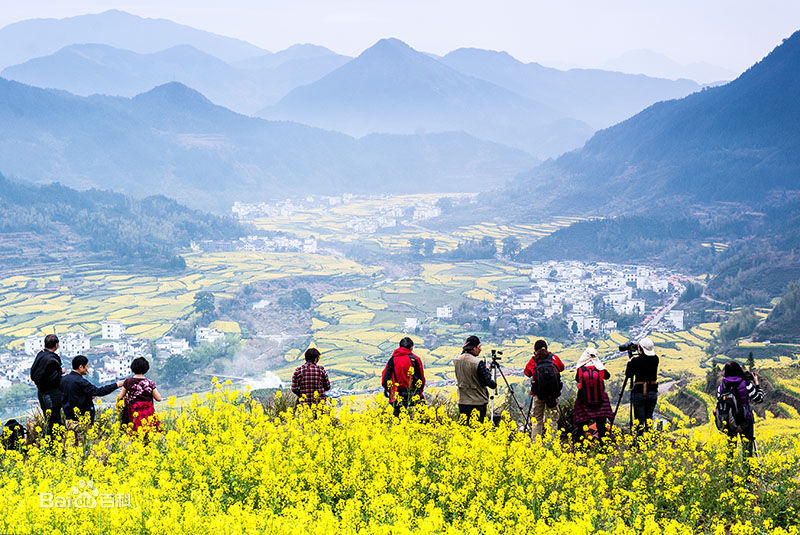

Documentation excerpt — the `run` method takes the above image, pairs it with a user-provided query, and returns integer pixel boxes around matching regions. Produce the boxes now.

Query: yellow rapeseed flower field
[2,383,798,535]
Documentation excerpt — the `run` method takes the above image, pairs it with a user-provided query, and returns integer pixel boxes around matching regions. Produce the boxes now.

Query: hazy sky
[1,0,798,72]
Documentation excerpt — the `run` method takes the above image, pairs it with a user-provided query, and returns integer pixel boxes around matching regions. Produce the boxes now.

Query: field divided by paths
[0,252,377,348]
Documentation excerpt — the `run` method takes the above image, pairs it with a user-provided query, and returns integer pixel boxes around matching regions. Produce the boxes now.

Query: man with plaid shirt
[291,348,331,405]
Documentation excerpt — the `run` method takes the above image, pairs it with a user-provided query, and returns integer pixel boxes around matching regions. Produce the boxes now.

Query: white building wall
[101,321,125,340]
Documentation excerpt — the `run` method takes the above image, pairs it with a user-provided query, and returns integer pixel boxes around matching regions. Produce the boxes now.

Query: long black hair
[723,361,745,378]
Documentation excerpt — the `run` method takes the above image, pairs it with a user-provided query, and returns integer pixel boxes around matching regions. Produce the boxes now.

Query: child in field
[118,357,162,433]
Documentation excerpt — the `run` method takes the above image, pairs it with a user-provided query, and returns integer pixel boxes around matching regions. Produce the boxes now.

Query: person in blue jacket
[60,355,123,424]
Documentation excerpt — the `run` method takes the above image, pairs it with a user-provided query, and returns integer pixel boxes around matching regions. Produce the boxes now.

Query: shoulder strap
[409,355,423,384]
[384,356,396,386]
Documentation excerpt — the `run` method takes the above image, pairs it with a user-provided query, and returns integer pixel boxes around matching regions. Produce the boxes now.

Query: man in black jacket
[61,355,124,424]
[29,334,65,436]
[625,337,660,436]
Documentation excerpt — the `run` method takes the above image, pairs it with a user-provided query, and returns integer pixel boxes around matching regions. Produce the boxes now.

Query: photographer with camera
[624,337,659,436]
[524,339,564,438]
[453,336,496,424]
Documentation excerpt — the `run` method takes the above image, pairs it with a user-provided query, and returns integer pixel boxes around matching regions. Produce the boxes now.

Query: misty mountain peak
[133,82,214,110]
[359,38,417,60]
[281,43,337,57]
[446,48,522,67]
[92,9,146,23]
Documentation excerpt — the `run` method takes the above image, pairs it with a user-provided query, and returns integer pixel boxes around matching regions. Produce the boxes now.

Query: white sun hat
[638,337,656,356]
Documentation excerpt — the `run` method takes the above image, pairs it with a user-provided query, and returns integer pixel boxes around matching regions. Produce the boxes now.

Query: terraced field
[3,193,799,438]
[250,194,587,253]
[271,261,536,389]
[0,252,377,349]
[270,266,767,397]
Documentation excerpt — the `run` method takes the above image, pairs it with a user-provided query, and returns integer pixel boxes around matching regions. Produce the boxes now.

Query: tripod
[611,347,635,431]
[611,375,631,428]
[488,350,526,426]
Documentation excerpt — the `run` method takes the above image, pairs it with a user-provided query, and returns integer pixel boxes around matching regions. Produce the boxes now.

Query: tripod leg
[629,392,634,433]
[490,364,497,424]
[523,389,534,435]
[495,364,525,414]
[611,376,629,426]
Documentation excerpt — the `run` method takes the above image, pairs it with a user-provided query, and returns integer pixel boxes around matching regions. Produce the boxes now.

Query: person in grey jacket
[453,336,496,424]
[30,334,64,436]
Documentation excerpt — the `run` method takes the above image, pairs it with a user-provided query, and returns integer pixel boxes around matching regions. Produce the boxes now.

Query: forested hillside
[503,30,800,214]
[0,174,243,268]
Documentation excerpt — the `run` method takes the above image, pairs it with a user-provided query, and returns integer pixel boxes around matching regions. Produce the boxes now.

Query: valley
[3,193,798,438]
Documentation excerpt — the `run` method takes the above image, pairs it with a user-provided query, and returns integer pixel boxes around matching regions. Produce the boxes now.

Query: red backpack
[578,366,605,407]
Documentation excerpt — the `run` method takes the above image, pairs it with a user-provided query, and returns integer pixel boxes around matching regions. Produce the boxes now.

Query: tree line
[0,174,244,269]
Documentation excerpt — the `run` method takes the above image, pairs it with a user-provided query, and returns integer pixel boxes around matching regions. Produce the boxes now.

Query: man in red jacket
[523,339,565,438]
[382,337,426,416]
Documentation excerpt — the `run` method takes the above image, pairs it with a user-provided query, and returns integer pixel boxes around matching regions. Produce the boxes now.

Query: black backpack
[714,381,745,434]
[578,366,605,408]
[532,354,562,408]
[2,419,26,450]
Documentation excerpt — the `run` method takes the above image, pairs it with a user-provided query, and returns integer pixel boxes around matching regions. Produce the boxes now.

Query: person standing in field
[716,361,764,457]
[523,339,564,438]
[60,355,123,424]
[625,337,659,435]
[572,347,613,441]
[453,335,496,424]
[382,337,426,417]
[291,348,331,405]
[30,334,65,437]
[118,357,161,433]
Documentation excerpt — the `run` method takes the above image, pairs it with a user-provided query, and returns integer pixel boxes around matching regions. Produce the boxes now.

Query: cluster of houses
[237,235,318,254]
[347,214,399,234]
[404,306,453,332]
[232,195,443,237]
[501,261,682,335]
[0,321,227,390]
[399,261,685,338]
[191,235,318,254]
[347,201,443,234]
[231,194,357,219]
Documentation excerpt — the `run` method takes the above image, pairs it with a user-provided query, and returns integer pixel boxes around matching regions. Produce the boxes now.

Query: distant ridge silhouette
[505,30,800,214]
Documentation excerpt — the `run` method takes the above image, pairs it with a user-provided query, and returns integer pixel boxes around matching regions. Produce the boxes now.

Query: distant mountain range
[1,43,350,114]
[0,78,536,211]
[233,43,342,70]
[440,48,700,129]
[504,30,800,214]
[0,11,710,160]
[0,9,267,69]
[261,38,595,158]
[603,49,736,85]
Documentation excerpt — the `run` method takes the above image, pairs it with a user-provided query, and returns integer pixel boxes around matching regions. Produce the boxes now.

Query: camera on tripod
[618,341,637,356]
[490,349,503,367]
